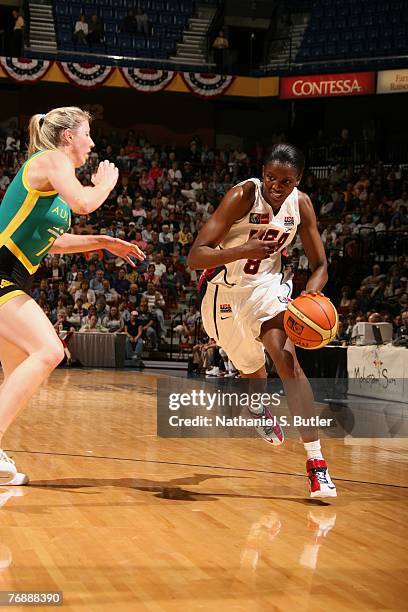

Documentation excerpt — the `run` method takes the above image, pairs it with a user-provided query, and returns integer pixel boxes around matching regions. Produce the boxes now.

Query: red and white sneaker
[307,459,337,498]
[248,405,284,446]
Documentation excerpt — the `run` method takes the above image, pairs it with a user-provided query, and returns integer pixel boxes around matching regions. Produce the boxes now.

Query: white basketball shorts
[201,275,292,374]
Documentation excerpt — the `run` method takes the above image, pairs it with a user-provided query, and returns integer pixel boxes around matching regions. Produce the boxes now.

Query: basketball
[284,295,338,350]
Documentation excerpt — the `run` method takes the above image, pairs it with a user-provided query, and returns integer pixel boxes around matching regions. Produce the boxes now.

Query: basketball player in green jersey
[0,106,144,485]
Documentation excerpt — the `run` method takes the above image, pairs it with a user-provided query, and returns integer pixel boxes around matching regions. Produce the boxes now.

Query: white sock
[304,440,323,460]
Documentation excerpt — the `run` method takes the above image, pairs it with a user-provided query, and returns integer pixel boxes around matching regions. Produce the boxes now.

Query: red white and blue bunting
[120,67,175,92]
[0,58,238,97]
[181,72,235,98]
[0,57,51,83]
[58,62,114,89]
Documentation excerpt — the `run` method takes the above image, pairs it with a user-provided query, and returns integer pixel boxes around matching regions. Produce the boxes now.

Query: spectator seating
[54,0,194,59]
[296,0,408,63]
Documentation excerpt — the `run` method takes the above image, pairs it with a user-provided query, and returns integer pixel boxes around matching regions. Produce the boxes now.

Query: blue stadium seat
[59,31,72,44]
[366,39,378,54]
[377,1,389,12]
[349,15,360,27]
[367,26,379,39]
[148,0,165,9]
[179,1,193,13]
[162,38,175,51]
[55,4,66,15]
[390,11,402,24]
[173,14,186,26]
[101,8,113,19]
[115,8,127,20]
[321,18,333,30]
[337,41,349,55]
[335,17,347,29]
[133,38,146,50]
[148,12,159,23]
[57,15,72,24]
[325,42,337,55]
[354,28,366,40]
[104,20,117,33]
[118,34,131,47]
[397,23,408,37]
[152,24,168,35]
[146,38,160,50]
[395,36,408,50]
[311,45,323,58]
[159,13,173,24]
[59,21,72,31]
[89,43,105,53]
[376,13,388,25]
[381,39,392,52]
[338,5,349,17]
[351,40,364,54]
[104,32,116,45]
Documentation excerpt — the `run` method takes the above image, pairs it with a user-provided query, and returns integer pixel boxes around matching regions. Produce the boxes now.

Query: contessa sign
[377,69,408,94]
[280,72,376,99]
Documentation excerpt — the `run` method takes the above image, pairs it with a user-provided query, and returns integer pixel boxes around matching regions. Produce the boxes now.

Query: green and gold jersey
[0,150,71,280]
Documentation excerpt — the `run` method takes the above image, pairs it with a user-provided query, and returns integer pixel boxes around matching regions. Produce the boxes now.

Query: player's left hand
[107,238,145,266]
[301,289,324,296]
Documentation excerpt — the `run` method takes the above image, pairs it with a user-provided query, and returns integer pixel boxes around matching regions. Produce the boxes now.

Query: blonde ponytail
[27,106,92,157]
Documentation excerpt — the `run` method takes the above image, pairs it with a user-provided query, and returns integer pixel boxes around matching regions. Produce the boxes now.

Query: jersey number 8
[243,228,290,275]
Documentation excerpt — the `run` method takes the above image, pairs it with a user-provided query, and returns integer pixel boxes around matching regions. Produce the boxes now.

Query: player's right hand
[241,230,279,260]
[91,160,119,190]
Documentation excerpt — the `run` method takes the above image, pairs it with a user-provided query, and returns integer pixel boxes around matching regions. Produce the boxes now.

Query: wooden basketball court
[0,369,406,611]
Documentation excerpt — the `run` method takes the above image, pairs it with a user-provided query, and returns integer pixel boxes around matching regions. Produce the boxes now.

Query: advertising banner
[377,69,408,94]
[280,72,376,99]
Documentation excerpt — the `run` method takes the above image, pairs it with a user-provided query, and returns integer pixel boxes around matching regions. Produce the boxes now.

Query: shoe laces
[252,407,279,438]
[0,450,15,466]
[313,467,329,485]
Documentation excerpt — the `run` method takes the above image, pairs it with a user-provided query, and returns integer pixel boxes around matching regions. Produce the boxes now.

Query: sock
[304,440,323,461]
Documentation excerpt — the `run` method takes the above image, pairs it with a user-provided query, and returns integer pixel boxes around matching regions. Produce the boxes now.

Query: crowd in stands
[73,14,103,46]
[72,9,151,48]
[0,121,407,368]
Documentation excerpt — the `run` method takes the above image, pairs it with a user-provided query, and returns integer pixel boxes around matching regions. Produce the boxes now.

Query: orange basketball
[283,294,338,350]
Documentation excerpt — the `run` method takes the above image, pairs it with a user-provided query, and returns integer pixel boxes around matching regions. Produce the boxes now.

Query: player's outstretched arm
[298,192,328,294]
[44,152,118,215]
[50,233,145,267]
[187,182,279,270]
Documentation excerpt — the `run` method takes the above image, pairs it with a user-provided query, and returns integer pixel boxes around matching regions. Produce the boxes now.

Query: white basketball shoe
[0,450,28,486]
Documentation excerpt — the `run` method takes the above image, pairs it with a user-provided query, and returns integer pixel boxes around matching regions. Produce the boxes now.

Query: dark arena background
[0,0,407,610]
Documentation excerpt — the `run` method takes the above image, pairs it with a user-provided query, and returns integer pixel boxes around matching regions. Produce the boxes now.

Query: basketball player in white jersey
[188,144,336,498]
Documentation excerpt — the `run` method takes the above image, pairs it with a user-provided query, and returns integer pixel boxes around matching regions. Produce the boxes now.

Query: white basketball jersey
[207,178,300,289]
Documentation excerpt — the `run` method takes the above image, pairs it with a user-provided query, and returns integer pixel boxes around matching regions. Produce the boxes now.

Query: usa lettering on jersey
[207,178,300,289]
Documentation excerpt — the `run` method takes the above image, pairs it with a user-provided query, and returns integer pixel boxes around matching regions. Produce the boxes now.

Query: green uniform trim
[0,150,71,274]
